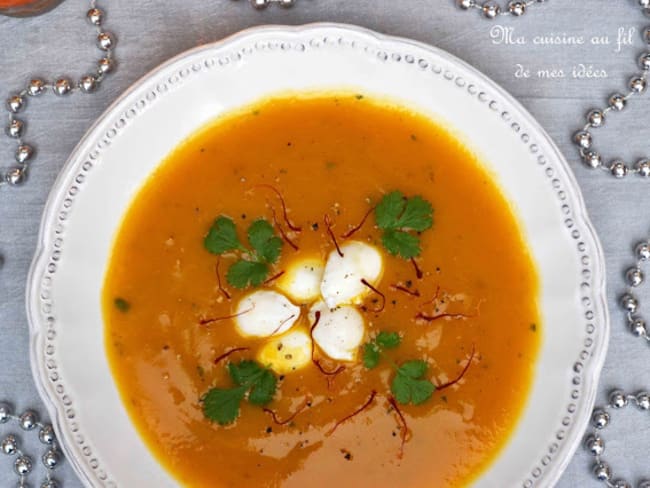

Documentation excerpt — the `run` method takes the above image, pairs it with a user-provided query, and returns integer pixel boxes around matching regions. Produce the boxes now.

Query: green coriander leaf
[362,343,381,369]
[114,297,130,313]
[410,380,436,405]
[391,360,435,405]
[247,219,282,264]
[228,360,264,386]
[398,360,428,379]
[204,216,243,254]
[375,191,406,230]
[381,229,421,259]
[202,386,247,425]
[248,369,277,406]
[226,260,270,289]
[395,195,433,232]
[376,331,401,349]
[390,375,412,404]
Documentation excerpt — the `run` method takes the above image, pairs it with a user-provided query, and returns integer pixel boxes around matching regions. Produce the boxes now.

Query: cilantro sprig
[390,360,436,405]
[362,331,401,369]
[204,216,282,289]
[374,191,433,259]
[362,331,436,406]
[202,360,278,425]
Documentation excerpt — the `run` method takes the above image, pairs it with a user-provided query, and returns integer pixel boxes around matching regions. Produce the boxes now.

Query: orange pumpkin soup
[103,94,540,488]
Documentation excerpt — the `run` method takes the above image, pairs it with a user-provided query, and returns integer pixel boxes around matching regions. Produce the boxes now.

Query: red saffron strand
[271,208,299,251]
[213,347,250,365]
[340,205,375,239]
[360,279,385,312]
[324,214,344,257]
[255,184,301,231]
[327,390,377,436]
[215,258,231,300]
[263,397,311,426]
[436,345,476,391]
[263,270,286,285]
[269,313,297,337]
[414,311,472,322]
[199,306,254,326]
[390,284,421,297]
[309,311,346,377]
[422,285,441,305]
[410,258,423,280]
[387,395,408,459]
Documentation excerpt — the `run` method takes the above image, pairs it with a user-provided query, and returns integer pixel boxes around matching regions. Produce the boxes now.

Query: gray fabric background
[1,0,649,486]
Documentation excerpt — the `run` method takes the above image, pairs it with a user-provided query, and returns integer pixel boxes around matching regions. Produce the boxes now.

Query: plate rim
[25,22,610,488]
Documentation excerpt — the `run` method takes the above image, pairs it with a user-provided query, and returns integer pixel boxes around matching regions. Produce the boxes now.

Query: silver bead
[635,159,650,177]
[629,317,647,337]
[278,0,294,6]
[0,402,13,423]
[582,150,602,169]
[6,118,24,139]
[42,449,60,469]
[630,76,647,93]
[636,241,650,261]
[609,389,628,408]
[97,32,115,51]
[641,0,650,7]
[97,57,115,75]
[636,391,650,410]
[626,267,644,287]
[639,481,650,488]
[610,161,628,178]
[620,293,639,313]
[6,95,25,113]
[86,7,103,25]
[456,0,476,8]
[79,75,98,93]
[53,78,72,96]
[14,455,32,476]
[39,425,55,445]
[508,1,526,15]
[27,79,46,97]
[640,53,650,71]
[587,109,605,128]
[19,410,37,431]
[591,409,610,429]
[584,434,604,456]
[250,0,269,9]
[15,144,34,164]
[593,461,612,481]
[1,435,18,455]
[573,130,592,149]
[41,480,59,488]
[482,1,501,18]
[6,167,27,186]
[608,93,626,111]
[613,480,631,488]
[644,27,650,44]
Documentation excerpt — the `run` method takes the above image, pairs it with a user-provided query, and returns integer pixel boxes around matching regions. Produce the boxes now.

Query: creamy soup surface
[103,94,540,488]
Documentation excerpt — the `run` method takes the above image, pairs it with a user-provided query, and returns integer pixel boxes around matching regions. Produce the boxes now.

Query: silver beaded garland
[587,109,605,127]
[586,392,650,487]
[41,449,59,469]
[1,1,116,190]
[610,160,628,178]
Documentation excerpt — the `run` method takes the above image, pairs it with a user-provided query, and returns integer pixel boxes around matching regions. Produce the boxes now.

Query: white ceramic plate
[27,24,609,488]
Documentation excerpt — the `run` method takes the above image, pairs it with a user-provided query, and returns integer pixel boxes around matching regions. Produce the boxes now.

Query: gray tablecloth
[1,0,649,486]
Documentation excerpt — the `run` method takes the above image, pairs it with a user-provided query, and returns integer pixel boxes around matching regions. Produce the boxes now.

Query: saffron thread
[327,390,377,436]
[213,347,250,365]
[340,206,375,239]
[436,345,476,391]
[360,279,385,312]
[324,214,344,257]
